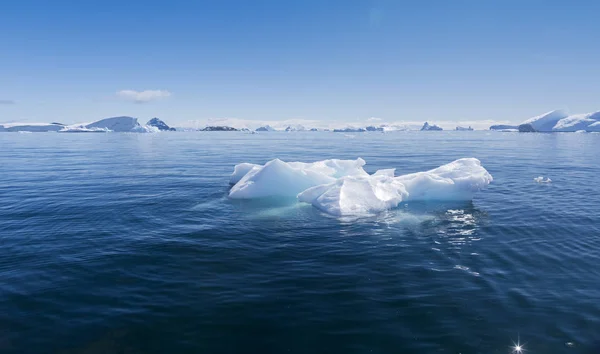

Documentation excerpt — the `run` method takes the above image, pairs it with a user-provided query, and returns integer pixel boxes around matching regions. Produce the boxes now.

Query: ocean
[1,131,599,353]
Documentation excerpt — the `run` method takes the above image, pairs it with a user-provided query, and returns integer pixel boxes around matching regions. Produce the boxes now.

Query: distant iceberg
[421,122,443,131]
[147,118,176,131]
[229,158,492,216]
[255,125,276,132]
[490,124,518,131]
[60,116,159,133]
[517,109,600,132]
[2,116,167,133]
[455,126,474,131]
[201,126,238,131]
[0,122,64,132]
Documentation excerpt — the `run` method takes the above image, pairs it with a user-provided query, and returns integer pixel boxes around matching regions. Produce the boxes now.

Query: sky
[1,0,599,127]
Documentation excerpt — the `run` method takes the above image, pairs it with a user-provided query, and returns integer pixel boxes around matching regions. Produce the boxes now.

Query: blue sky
[1,0,599,125]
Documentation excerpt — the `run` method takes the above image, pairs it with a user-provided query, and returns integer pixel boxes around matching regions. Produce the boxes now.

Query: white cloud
[366,117,382,122]
[116,90,171,103]
[0,99,15,105]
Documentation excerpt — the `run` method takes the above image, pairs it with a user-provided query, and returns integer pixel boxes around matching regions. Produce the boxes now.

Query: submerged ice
[229,158,492,216]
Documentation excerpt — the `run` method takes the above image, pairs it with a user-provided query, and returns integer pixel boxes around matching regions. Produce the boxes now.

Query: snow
[490,124,518,131]
[255,125,276,132]
[534,176,552,183]
[229,158,492,216]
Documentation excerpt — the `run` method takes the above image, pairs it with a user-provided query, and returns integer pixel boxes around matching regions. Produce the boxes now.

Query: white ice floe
[534,176,552,183]
[229,158,492,216]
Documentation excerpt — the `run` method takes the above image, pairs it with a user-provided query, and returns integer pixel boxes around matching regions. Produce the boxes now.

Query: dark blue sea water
[1,131,599,354]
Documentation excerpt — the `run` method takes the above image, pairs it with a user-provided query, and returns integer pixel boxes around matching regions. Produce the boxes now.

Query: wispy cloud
[116,90,171,103]
[0,100,15,105]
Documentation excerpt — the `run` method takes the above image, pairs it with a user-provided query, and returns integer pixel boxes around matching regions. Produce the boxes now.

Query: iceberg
[255,125,276,132]
[517,110,600,132]
[489,124,518,131]
[0,122,64,132]
[85,116,141,132]
[298,175,408,216]
[147,118,176,131]
[552,111,600,132]
[518,109,569,132]
[421,122,443,131]
[534,176,552,183]
[228,158,368,199]
[395,158,493,201]
[228,158,492,216]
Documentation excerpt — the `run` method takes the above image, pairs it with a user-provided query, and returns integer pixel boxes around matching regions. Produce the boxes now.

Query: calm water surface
[1,131,599,353]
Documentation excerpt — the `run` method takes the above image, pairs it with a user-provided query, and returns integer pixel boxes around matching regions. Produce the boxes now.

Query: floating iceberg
[421,122,443,131]
[228,158,492,216]
[517,110,600,132]
[395,158,493,201]
[298,175,408,216]
[489,124,518,131]
[518,109,569,132]
[0,122,64,132]
[147,118,176,131]
[228,158,368,199]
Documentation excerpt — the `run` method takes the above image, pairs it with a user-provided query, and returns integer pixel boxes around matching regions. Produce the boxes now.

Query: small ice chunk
[534,176,552,183]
